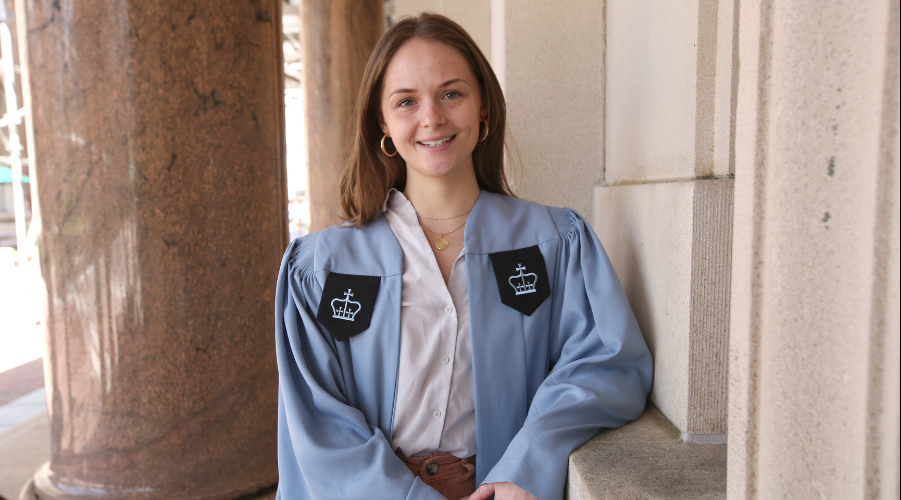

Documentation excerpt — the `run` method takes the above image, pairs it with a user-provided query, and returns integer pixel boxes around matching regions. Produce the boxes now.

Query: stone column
[17,0,287,498]
[728,0,899,497]
[594,0,737,441]
[301,0,383,232]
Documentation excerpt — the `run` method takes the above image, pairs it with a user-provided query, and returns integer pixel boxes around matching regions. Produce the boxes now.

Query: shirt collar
[381,188,419,224]
[380,188,398,213]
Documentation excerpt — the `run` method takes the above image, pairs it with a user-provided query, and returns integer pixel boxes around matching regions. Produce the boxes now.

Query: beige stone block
[392,0,491,59]
[503,0,604,217]
[566,405,726,500]
[728,0,900,497]
[605,0,736,183]
[594,179,732,435]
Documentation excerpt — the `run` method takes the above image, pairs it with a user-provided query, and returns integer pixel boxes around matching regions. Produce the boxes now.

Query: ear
[378,112,388,135]
[480,98,490,121]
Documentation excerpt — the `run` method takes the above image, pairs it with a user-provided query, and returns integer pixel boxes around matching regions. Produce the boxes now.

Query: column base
[23,464,276,500]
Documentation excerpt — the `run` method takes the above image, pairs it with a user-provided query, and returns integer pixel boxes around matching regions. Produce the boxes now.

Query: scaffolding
[0,21,38,260]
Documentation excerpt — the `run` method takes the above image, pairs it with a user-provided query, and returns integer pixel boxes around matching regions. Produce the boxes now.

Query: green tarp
[0,165,30,184]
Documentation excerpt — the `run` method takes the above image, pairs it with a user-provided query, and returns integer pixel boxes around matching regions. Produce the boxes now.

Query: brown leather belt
[395,450,477,500]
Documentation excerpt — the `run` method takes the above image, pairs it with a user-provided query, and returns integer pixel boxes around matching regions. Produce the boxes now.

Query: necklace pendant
[435,237,449,250]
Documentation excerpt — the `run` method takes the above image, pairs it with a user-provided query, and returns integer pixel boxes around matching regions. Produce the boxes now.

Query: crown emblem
[508,264,538,295]
[331,289,362,321]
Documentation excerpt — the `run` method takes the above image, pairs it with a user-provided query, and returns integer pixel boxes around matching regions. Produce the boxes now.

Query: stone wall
[387,0,901,496]
[597,0,736,439]
[393,0,734,440]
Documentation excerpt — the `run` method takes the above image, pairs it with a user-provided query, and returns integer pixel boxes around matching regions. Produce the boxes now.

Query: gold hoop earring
[478,120,489,142]
[381,132,398,157]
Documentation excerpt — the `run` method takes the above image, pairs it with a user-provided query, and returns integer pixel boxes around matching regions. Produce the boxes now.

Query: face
[378,38,487,183]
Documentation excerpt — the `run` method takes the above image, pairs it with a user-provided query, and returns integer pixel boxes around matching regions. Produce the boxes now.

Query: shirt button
[441,356,450,364]
[445,305,453,314]
[433,410,442,419]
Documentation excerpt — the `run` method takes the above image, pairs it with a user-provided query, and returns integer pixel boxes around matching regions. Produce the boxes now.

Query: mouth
[418,135,456,147]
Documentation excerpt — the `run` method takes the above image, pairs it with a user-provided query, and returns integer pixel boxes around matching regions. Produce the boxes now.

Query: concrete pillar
[503,0,604,217]
[596,0,737,439]
[301,0,383,232]
[18,0,287,497]
[392,0,491,64]
[728,0,900,497]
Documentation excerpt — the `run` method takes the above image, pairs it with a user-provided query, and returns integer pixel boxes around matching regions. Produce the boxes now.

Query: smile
[418,135,455,147]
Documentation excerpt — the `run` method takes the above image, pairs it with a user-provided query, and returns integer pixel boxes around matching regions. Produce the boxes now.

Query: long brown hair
[339,13,514,228]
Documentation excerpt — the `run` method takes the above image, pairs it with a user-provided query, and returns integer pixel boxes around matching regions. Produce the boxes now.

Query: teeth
[421,137,452,147]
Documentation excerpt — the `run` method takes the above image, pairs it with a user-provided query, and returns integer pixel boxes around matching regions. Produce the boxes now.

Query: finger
[468,483,497,500]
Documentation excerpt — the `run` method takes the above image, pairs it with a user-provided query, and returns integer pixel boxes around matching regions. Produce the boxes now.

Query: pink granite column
[17,0,287,498]
[301,0,383,231]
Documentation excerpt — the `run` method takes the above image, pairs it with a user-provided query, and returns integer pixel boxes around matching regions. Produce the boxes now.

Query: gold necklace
[417,209,472,221]
[419,219,467,250]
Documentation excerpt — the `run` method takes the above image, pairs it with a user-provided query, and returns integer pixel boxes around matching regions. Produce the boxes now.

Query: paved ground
[0,382,48,500]
[0,388,46,437]
[0,248,48,500]
[0,412,48,500]
[0,249,44,377]
[0,359,43,408]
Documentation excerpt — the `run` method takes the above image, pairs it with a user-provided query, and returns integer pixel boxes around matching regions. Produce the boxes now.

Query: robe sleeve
[481,208,654,500]
[274,235,446,500]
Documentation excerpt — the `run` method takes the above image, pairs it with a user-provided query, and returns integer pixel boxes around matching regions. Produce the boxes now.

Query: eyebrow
[387,78,470,98]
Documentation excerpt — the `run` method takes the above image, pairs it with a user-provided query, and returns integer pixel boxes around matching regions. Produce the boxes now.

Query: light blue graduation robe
[274,191,653,500]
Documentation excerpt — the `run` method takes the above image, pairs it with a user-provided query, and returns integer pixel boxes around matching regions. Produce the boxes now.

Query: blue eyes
[396,92,461,108]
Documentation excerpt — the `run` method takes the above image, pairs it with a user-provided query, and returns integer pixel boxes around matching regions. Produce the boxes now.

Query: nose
[421,99,446,128]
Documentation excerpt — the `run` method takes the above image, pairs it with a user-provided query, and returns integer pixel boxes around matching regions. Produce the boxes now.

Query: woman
[274,13,652,500]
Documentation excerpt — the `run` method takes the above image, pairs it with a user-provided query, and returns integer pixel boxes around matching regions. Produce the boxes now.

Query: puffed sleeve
[481,208,653,500]
[274,235,446,500]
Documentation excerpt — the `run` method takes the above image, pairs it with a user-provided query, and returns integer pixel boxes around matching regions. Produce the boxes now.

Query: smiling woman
[274,13,653,500]
[378,40,486,184]
[338,14,512,231]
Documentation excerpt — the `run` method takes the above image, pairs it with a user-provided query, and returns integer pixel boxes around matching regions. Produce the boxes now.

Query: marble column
[301,0,383,231]
[17,0,287,498]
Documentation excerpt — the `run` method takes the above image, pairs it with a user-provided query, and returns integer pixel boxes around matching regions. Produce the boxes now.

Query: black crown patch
[488,245,551,316]
[316,272,381,342]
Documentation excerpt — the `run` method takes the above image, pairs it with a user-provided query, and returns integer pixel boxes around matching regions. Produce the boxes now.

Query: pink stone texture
[20,0,287,497]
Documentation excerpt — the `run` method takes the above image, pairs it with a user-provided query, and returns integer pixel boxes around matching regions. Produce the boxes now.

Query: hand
[464,482,540,500]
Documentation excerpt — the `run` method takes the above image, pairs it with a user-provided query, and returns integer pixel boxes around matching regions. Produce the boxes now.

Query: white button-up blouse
[382,189,476,458]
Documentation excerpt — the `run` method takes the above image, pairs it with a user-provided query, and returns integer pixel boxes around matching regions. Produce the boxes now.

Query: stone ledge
[566,405,726,500]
